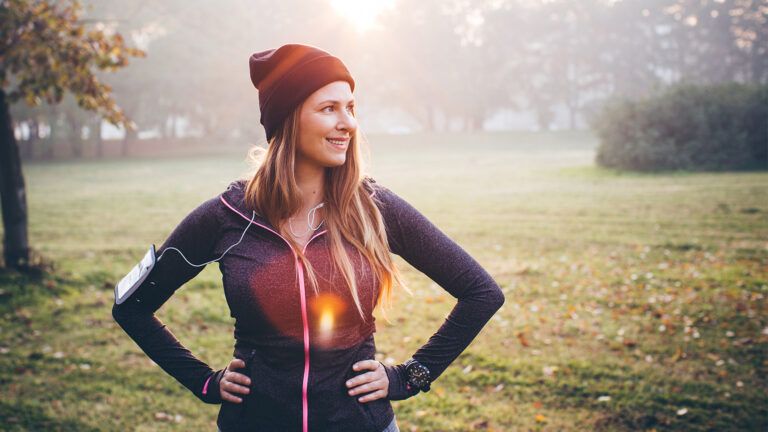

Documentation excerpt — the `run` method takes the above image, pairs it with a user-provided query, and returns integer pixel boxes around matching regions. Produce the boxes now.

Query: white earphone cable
[156,210,257,267]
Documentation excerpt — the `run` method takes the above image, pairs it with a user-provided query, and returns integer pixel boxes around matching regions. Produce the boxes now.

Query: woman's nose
[337,110,357,131]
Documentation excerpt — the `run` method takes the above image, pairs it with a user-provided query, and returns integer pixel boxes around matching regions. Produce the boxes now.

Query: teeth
[327,138,346,145]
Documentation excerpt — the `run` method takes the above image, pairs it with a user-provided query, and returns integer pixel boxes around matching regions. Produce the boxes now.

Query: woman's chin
[323,156,347,168]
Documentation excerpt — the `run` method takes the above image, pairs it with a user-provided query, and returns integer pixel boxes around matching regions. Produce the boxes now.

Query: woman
[112,44,505,432]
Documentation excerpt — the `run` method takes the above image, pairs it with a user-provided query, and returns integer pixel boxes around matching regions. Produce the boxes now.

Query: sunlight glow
[330,0,396,32]
[319,309,334,333]
[312,293,345,338]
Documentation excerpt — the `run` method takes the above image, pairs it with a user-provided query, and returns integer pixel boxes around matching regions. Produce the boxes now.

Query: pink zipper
[220,196,324,432]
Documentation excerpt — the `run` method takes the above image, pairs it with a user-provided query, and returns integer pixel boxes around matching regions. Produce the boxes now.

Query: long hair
[242,102,407,323]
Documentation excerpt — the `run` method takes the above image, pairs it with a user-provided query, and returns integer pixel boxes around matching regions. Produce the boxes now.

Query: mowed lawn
[0,131,766,431]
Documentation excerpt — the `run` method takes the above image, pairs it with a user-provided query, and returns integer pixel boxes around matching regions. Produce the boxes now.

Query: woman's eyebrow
[316,99,355,106]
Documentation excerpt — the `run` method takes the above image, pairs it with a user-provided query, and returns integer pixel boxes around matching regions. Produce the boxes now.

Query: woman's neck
[294,163,325,210]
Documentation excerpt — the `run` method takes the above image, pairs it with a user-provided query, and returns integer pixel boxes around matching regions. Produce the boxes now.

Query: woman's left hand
[346,360,389,403]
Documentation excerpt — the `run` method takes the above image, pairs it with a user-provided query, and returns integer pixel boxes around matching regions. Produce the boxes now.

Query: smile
[326,137,349,149]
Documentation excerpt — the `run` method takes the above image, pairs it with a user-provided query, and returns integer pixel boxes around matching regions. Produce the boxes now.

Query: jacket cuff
[383,363,418,401]
[198,369,226,404]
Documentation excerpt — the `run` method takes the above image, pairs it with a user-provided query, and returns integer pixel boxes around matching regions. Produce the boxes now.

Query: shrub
[591,82,767,172]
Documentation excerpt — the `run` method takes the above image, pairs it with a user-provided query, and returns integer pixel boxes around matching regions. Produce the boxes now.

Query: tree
[0,0,144,270]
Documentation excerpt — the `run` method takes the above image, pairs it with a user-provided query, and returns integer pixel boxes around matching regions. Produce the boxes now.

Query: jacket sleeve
[111,196,226,404]
[370,181,506,401]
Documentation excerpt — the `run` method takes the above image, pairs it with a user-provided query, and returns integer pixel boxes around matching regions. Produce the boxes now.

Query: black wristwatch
[404,358,431,393]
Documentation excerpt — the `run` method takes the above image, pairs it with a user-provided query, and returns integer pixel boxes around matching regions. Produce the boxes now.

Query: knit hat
[249,44,356,141]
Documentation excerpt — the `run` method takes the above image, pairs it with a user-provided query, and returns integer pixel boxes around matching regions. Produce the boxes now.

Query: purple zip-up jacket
[111,177,505,432]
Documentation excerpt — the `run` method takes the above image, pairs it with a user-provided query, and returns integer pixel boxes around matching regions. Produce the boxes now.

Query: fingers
[228,358,246,370]
[226,370,252,387]
[220,357,252,403]
[352,360,381,372]
[347,361,389,402]
[221,391,244,404]
[220,374,250,403]
[222,377,251,395]
[358,389,387,403]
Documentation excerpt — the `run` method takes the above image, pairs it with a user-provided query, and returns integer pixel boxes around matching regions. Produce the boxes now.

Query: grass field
[1,130,766,431]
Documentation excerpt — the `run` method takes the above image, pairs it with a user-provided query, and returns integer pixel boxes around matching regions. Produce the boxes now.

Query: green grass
[1,130,766,431]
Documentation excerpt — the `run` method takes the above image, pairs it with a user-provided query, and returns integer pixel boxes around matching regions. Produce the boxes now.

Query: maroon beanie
[249,44,356,141]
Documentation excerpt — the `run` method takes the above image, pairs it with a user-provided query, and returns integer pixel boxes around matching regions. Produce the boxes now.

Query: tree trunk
[69,113,83,158]
[122,127,137,157]
[26,118,39,160]
[46,110,58,160]
[0,89,30,269]
[94,117,103,158]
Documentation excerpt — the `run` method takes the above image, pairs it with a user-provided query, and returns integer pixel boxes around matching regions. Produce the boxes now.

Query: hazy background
[2,1,767,431]
[10,0,767,158]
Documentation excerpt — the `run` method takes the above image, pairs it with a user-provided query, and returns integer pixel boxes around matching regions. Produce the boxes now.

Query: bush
[591,82,767,172]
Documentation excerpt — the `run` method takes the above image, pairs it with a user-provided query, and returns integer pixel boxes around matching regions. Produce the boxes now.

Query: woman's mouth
[326,137,349,149]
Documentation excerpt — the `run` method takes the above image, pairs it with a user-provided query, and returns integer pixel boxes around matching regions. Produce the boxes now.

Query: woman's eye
[347,106,355,114]
[323,106,334,112]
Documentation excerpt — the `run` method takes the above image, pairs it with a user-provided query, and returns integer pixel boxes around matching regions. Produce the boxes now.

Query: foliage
[0,0,145,126]
[591,82,768,172]
[7,0,766,157]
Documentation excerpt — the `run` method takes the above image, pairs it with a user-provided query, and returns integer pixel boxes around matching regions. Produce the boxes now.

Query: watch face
[407,362,431,388]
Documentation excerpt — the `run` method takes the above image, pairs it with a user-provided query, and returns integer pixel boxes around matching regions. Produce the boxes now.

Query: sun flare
[319,309,334,333]
[330,0,396,32]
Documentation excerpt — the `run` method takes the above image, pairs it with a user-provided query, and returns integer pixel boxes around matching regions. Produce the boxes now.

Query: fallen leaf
[516,332,530,347]
[670,347,683,362]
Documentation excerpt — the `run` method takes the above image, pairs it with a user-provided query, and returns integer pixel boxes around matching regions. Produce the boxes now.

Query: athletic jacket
[111,177,505,432]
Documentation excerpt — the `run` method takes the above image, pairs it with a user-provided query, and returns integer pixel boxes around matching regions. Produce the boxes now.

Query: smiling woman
[112,43,504,432]
[330,0,396,32]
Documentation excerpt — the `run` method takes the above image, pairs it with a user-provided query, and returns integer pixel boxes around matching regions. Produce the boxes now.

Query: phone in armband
[115,245,157,305]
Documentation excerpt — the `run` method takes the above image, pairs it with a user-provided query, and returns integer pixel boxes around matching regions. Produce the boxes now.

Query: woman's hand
[219,358,252,403]
[346,360,389,403]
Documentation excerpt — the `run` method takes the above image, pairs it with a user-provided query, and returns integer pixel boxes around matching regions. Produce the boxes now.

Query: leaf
[670,346,683,362]
[516,331,530,347]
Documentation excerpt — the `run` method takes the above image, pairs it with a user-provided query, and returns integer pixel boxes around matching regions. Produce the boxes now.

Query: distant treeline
[10,0,768,160]
[593,82,767,172]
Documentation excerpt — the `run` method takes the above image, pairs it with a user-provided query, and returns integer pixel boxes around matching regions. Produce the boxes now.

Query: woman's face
[296,81,357,170]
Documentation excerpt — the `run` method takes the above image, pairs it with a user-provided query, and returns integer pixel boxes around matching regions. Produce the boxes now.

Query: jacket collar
[219,177,377,227]
[219,179,272,227]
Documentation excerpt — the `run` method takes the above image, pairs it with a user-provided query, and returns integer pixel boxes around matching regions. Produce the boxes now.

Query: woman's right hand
[219,358,252,403]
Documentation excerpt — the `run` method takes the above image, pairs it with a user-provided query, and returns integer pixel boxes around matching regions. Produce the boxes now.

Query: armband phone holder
[115,245,157,305]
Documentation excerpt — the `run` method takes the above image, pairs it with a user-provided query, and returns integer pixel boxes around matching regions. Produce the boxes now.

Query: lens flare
[310,292,347,340]
[319,308,334,333]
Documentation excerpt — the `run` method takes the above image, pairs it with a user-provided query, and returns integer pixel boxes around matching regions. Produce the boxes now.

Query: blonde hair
[242,102,407,323]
